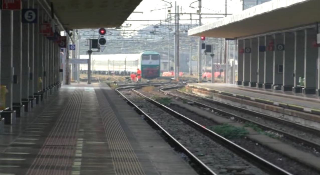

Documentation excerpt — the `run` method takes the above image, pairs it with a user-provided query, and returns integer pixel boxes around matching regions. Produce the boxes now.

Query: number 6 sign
[22,9,38,23]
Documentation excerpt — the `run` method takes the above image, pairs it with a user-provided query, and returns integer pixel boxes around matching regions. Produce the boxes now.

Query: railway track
[160,86,320,153]
[155,86,320,173]
[116,86,291,175]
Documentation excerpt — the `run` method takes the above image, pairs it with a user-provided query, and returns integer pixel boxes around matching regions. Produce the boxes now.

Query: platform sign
[277,44,285,51]
[40,23,52,36]
[69,44,76,50]
[22,9,37,23]
[245,47,251,53]
[1,0,21,10]
[58,36,67,48]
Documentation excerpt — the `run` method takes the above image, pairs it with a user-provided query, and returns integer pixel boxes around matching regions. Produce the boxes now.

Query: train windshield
[142,55,150,60]
[151,55,160,61]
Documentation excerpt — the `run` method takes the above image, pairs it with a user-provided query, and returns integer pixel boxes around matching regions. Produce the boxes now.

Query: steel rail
[159,87,320,152]
[130,88,291,175]
[116,87,217,175]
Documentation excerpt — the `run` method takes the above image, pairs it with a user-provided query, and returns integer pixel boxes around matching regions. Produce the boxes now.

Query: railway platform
[0,83,197,175]
[188,83,320,115]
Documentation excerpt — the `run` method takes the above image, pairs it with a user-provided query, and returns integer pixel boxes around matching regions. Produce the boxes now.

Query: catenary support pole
[174,3,179,81]
[198,0,202,82]
[211,54,215,83]
[189,45,192,75]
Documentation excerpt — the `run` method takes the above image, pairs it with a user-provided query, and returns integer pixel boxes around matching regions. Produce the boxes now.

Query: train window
[142,55,150,60]
[151,55,160,60]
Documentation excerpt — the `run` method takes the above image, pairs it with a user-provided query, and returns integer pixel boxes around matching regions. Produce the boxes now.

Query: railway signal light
[99,28,106,35]
[201,36,206,40]
[99,37,107,46]
[98,28,107,46]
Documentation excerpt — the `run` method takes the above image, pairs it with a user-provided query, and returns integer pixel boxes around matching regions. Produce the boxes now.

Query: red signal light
[99,28,106,35]
[201,36,206,40]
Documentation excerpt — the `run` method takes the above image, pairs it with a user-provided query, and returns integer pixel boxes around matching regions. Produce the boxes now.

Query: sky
[124,0,242,30]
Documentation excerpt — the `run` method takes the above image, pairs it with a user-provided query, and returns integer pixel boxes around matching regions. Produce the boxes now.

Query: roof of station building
[188,0,320,38]
[51,0,142,29]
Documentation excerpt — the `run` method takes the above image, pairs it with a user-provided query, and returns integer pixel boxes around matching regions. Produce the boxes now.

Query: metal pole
[177,6,180,81]
[204,54,207,73]
[317,23,320,95]
[77,31,80,83]
[174,2,180,81]
[224,39,228,83]
[232,55,235,84]
[65,34,70,85]
[72,41,76,81]
[108,59,109,73]
[198,0,202,82]
[125,57,127,74]
[233,40,236,84]
[220,39,223,78]
[225,0,227,17]
[168,27,170,72]
[88,40,92,84]
[190,45,192,75]
[211,54,215,83]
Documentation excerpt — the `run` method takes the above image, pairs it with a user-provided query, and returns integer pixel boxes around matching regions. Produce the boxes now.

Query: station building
[189,0,320,95]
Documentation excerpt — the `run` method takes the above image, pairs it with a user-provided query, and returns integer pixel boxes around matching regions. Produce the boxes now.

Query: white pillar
[303,28,318,94]
[21,0,30,111]
[273,33,284,89]
[237,40,243,85]
[257,36,265,88]
[250,38,258,87]
[243,39,250,86]
[282,32,295,91]
[28,0,35,105]
[264,35,273,89]
[1,10,13,110]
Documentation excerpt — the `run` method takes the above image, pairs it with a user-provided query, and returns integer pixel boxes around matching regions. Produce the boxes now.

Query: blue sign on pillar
[259,46,266,52]
[22,9,38,23]
[69,45,76,50]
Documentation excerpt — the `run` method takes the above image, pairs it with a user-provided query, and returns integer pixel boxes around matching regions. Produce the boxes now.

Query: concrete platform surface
[190,83,320,111]
[0,83,197,175]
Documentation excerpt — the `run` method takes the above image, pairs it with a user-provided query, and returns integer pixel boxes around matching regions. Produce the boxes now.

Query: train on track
[79,51,161,79]
[139,51,161,79]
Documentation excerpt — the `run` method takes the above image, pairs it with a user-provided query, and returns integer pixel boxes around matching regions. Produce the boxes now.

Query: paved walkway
[0,83,197,175]
[190,83,320,111]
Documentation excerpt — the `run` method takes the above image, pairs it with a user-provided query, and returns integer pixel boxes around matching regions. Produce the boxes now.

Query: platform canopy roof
[50,0,142,29]
[188,0,320,38]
